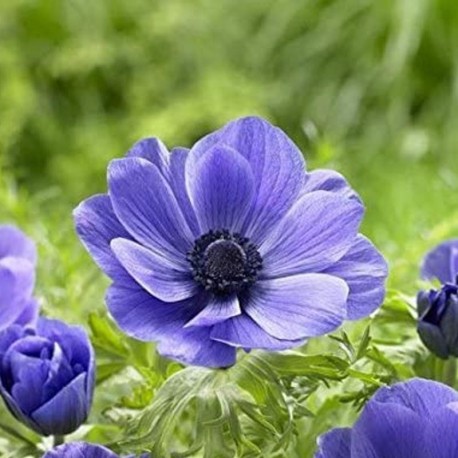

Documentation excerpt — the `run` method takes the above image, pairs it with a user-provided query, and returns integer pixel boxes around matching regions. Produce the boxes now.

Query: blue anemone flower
[315,378,458,457]
[42,442,149,457]
[418,240,458,358]
[0,318,95,436]
[0,225,39,330]
[74,116,387,368]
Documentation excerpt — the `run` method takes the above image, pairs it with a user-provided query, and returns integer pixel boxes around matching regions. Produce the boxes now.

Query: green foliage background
[1,0,458,456]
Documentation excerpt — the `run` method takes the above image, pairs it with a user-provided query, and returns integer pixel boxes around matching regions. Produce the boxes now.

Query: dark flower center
[187,230,262,296]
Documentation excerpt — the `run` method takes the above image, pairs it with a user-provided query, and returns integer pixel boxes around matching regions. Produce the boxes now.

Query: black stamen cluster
[187,229,263,296]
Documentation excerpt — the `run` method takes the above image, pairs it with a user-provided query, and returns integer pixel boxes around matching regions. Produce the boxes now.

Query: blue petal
[106,279,204,341]
[0,225,37,265]
[259,191,364,278]
[370,377,458,417]
[244,274,348,340]
[14,298,40,328]
[126,137,169,175]
[315,427,352,458]
[157,327,236,368]
[301,169,361,202]
[73,194,132,284]
[111,237,196,303]
[31,372,89,436]
[424,402,458,458]
[108,157,194,262]
[0,257,36,329]
[323,235,388,320]
[187,116,306,244]
[210,313,305,350]
[421,239,458,283]
[185,295,241,328]
[43,442,119,458]
[186,144,255,233]
[417,320,449,359]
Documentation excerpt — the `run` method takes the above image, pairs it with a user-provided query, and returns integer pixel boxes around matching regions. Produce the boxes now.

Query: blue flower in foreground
[74,116,387,368]
[42,442,149,458]
[418,240,458,358]
[0,318,95,435]
[0,225,39,330]
[43,442,118,458]
[315,378,458,457]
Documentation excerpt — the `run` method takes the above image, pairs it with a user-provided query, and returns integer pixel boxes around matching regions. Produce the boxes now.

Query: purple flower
[42,442,149,458]
[74,116,387,368]
[418,240,458,358]
[0,225,39,330]
[0,318,95,436]
[315,378,458,457]
[42,442,118,458]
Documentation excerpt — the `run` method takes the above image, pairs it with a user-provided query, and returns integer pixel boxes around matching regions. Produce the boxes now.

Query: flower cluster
[74,116,387,368]
[0,225,98,453]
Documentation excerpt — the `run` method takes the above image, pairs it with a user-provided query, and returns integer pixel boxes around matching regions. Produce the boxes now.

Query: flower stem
[443,358,457,388]
[53,435,65,447]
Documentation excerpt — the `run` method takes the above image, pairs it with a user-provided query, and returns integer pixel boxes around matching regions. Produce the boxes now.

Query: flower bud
[0,318,95,436]
[417,282,458,359]
[0,225,39,330]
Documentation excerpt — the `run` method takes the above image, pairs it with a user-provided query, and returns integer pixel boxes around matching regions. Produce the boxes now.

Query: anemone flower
[74,116,387,367]
[316,378,458,457]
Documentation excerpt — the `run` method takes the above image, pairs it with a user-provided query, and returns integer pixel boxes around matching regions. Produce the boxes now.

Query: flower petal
[185,295,241,328]
[111,238,196,303]
[106,280,203,341]
[0,257,35,329]
[370,377,458,417]
[244,274,348,340]
[43,442,119,458]
[301,169,361,201]
[421,239,458,284]
[260,191,364,278]
[424,402,458,458]
[126,137,169,174]
[168,147,200,235]
[108,157,194,262]
[315,428,352,458]
[31,372,89,436]
[0,225,37,265]
[73,194,132,283]
[14,298,40,328]
[352,401,426,458]
[187,116,306,244]
[210,313,305,350]
[186,144,255,233]
[323,235,387,320]
[157,326,236,368]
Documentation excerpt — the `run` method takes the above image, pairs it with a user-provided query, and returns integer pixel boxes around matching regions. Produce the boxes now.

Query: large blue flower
[0,318,95,436]
[74,116,387,367]
[315,378,458,457]
[0,225,39,330]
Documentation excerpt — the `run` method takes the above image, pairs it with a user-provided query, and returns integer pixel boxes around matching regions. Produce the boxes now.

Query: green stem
[443,358,457,388]
[434,357,445,381]
[53,435,65,447]
[0,421,36,447]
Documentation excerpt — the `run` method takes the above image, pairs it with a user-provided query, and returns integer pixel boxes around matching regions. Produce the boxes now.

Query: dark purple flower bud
[42,442,150,458]
[0,318,95,436]
[0,225,39,330]
[417,282,458,359]
[315,378,458,457]
[418,240,458,358]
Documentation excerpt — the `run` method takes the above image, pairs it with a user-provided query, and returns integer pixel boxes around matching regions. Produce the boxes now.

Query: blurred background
[2,1,458,455]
